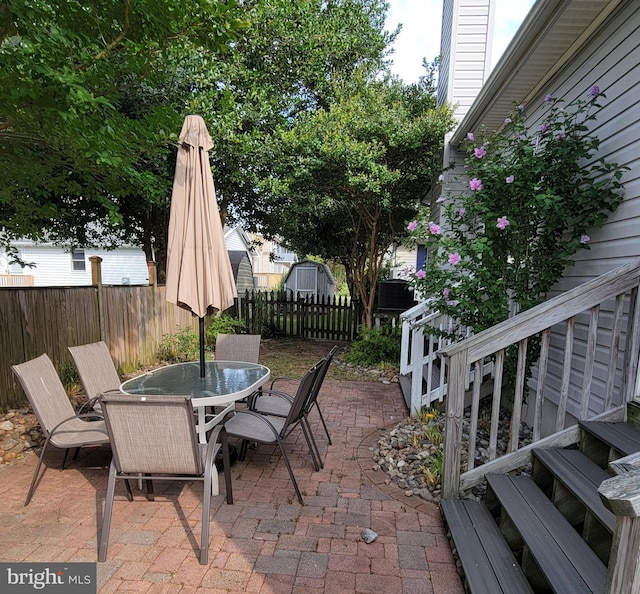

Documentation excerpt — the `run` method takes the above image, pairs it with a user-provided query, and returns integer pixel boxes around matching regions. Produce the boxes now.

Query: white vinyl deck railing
[400,301,474,414]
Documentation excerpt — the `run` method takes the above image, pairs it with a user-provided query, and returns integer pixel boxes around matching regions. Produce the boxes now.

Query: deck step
[486,474,607,593]
[441,499,534,594]
[532,448,616,534]
[580,420,640,456]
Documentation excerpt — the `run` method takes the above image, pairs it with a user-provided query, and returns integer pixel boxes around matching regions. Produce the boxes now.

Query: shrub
[157,325,200,363]
[344,324,401,366]
[206,314,246,344]
[408,86,626,337]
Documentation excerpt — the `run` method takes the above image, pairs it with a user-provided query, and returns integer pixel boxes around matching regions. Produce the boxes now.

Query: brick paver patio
[0,379,464,593]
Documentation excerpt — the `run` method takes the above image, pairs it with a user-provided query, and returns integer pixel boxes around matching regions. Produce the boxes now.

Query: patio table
[121,360,270,444]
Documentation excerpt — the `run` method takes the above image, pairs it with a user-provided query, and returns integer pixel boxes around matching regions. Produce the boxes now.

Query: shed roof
[283,260,336,285]
[450,0,622,146]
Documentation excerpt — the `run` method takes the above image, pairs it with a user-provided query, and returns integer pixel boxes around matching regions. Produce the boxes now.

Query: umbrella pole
[199,317,206,377]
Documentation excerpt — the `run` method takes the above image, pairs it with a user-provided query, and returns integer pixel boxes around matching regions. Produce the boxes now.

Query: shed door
[295,266,317,298]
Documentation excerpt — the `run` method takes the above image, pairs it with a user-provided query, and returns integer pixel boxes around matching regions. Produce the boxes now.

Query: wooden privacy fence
[239,290,361,341]
[0,261,196,412]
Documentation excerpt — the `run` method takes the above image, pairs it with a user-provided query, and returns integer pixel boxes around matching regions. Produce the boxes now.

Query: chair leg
[124,479,133,502]
[24,436,52,506]
[274,436,303,504]
[61,447,70,470]
[221,432,233,505]
[313,402,332,445]
[98,462,118,562]
[238,439,249,461]
[145,475,154,501]
[301,418,323,470]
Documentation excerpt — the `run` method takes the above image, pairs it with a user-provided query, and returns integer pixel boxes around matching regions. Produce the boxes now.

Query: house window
[71,250,86,272]
[8,251,24,274]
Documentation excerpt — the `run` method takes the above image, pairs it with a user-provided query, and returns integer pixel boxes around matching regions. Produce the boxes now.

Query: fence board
[240,290,359,341]
[1,285,357,412]
[0,285,196,412]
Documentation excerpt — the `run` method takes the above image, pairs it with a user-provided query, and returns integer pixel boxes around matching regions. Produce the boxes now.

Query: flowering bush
[407,87,626,338]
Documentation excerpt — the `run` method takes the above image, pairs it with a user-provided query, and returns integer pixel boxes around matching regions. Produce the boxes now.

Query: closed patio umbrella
[166,115,236,377]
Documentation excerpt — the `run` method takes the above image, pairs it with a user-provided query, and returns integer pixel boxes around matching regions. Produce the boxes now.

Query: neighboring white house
[1,241,150,286]
[248,232,298,290]
[1,223,262,288]
[431,0,640,422]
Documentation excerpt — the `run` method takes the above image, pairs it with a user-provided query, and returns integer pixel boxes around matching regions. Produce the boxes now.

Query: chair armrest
[270,377,301,389]
[249,389,294,411]
[47,411,105,437]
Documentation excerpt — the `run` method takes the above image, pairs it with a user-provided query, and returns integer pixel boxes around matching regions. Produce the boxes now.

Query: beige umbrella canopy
[165,115,237,376]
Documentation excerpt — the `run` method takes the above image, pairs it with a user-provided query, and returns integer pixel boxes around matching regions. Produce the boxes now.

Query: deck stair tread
[486,474,607,593]
[580,420,640,456]
[440,499,534,594]
[532,448,616,533]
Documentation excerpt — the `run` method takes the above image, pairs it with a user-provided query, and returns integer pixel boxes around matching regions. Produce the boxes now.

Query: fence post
[89,256,106,342]
[147,261,157,286]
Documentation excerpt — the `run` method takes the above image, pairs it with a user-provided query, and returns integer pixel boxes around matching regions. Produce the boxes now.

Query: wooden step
[486,474,607,593]
[440,499,534,594]
[532,448,616,533]
[580,420,640,468]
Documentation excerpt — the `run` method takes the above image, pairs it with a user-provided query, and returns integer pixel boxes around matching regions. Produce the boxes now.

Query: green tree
[264,72,456,327]
[0,0,395,281]
[0,0,246,267]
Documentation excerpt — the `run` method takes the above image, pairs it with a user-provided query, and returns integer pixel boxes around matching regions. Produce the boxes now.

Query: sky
[385,0,536,84]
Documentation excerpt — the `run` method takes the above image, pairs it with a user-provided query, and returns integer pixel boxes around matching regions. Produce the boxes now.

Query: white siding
[443,1,640,417]
[439,0,496,121]
[6,244,149,286]
[527,1,640,416]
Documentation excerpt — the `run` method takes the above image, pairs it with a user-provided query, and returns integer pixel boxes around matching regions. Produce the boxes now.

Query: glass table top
[121,360,270,401]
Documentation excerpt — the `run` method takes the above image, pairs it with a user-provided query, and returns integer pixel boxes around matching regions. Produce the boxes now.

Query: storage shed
[283,260,336,300]
[228,250,255,295]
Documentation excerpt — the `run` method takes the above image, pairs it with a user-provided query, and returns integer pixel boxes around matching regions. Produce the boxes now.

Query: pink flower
[442,288,449,298]
[557,131,567,140]
[448,252,461,266]
[496,216,510,229]
[590,85,600,97]
[436,196,446,203]
[580,234,590,244]
[438,173,445,183]
[467,132,475,141]
[474,147,487,158]
[469,178,482,191]
[407,221,418,232]
[504,117,512,124]
[518,104,525,111]
[540,122,550,133]
[458,207,466,216]
[429,223,442,235]
[506,175,514,184]
[545,93,554,102]
[415,270,426,279]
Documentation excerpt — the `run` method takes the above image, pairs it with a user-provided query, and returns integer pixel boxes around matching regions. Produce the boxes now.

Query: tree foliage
[264,72,456,326]
[1,0,454,324]
[0,0,247,261]
[1,0,397,282]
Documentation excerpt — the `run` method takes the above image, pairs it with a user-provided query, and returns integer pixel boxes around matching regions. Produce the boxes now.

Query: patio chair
[214,333,261,363]
[68,341,122,411]
[223,359,324,504]
[98,392,233,565]
[253,345,337,448]
[214,333,262,406]
[11,353,110,506]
